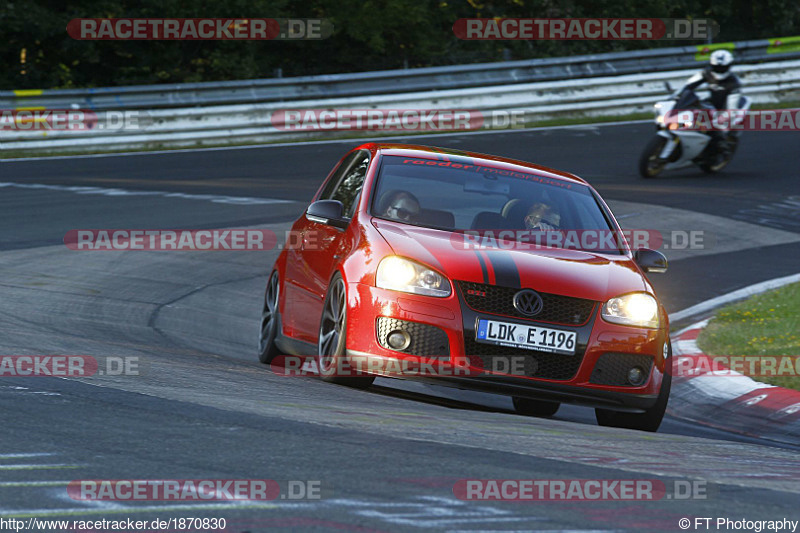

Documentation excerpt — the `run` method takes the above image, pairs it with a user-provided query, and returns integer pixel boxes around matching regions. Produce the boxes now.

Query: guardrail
[2,36,799,154]
[3,36,800,111]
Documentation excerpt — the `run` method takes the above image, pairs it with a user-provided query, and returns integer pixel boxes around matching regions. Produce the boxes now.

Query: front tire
[699,136,738,174]
[595,343,672,432]
[513,397,560,417]
[258,271,281,364]
[638,136,669,178]
[317,274,375,389]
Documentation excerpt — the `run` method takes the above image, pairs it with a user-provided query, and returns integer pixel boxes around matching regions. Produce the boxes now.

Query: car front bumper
[346,282,669,412]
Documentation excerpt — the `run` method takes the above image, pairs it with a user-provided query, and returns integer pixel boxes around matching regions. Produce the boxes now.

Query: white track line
[0,453,56,459]
[0,464,80,470]
[0,501,303,517]
[0,481,69,487]
[0,182,294,206]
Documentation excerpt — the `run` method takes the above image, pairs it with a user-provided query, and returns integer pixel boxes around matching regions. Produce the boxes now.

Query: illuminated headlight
[664,112,693,130]
[376,256,451,297]
[602,293,659,328]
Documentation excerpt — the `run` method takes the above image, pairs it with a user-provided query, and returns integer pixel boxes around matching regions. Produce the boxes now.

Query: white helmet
[709,50,734,80]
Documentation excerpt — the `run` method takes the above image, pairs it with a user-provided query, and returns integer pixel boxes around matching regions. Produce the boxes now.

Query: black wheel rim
[710,138,737,171]
[318,278,346,372]
[259,273,279,353]
[646,140,667,176]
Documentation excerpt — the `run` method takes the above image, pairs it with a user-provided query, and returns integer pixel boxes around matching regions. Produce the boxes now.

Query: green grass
[752,100,800,110]
[697,282,800,390]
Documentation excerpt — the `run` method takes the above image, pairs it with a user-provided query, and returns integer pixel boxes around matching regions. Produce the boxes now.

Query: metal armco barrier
[2,36,799,154]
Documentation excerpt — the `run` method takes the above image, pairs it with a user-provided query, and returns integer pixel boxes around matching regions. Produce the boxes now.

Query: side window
[330,152,370,217]
[319,151,360,201]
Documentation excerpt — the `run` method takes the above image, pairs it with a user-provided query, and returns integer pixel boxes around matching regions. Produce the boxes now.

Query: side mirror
[306,200,350,229]
[634,248,668,274]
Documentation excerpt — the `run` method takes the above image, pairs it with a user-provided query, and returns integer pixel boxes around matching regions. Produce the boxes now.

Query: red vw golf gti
[259,144,671,431]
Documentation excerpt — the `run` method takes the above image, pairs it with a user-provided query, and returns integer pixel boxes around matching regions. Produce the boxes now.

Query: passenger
[524,202,557,231]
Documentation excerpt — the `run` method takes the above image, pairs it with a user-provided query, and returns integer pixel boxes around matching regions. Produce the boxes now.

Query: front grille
[376,317,449,357]
[464,337,583,381]
[458,281,596,325]
[590,353,654,386]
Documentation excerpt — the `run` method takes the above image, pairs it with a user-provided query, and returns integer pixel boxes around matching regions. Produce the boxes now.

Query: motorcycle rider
[674,50,743,158]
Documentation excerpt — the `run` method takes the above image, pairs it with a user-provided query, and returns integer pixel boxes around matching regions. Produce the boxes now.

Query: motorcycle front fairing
[652,98,711,168]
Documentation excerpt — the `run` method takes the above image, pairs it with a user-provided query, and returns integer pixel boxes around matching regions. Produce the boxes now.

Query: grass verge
[697,282,800,390]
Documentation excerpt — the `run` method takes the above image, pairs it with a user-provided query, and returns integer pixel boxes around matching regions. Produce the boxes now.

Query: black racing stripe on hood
[475,251,489,284]
[485,250,521,288]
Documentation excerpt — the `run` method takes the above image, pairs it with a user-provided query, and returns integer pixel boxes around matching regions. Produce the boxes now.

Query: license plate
[475,319,577,355]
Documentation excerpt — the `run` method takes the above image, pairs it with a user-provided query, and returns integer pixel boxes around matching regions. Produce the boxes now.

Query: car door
[284,150,370,343]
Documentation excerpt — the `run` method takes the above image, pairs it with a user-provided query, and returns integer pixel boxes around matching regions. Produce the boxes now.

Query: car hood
[372,219,647,302]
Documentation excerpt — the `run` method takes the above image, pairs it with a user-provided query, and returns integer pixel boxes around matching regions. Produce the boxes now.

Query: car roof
[358,143,589,187]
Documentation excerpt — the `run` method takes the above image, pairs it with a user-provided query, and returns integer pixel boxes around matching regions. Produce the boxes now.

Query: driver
[381,190,420,223]
[524,202,557,231]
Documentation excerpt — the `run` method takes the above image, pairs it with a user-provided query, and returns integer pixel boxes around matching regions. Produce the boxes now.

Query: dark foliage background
[1,0,798,88]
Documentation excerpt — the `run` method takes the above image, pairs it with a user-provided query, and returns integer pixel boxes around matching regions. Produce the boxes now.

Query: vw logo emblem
[513,289,543,316]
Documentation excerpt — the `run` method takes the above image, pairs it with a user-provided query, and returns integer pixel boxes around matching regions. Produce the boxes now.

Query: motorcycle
[638,83,751,178]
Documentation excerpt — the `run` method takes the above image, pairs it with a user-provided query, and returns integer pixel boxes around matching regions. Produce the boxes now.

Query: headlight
[668,119,693,130]
[602,293,659,328]
[665,112,692,130]
[376,256,451,297]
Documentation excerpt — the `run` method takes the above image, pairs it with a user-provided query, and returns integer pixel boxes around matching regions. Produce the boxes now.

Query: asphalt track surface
[1,123,799,531]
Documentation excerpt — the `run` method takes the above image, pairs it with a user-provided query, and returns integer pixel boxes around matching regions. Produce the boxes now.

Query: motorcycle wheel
[700,136,739,174]
[638,136,669,178]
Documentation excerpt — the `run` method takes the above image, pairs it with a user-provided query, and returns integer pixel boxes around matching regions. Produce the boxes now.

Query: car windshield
[371,155,624,254]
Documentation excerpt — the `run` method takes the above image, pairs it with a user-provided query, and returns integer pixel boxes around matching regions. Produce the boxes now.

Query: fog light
[387,330,411,351]
[627,366,646,386]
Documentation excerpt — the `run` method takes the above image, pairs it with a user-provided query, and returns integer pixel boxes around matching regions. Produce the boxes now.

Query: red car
[259,143,671,431]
